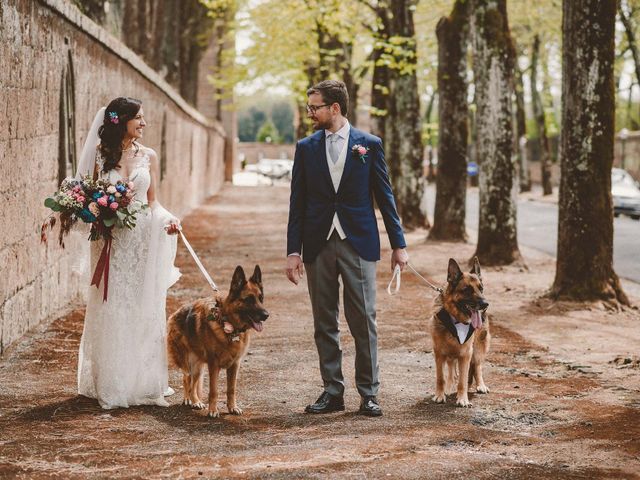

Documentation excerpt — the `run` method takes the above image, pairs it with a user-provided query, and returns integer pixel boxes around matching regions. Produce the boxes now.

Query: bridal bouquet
[41,175,146,245]
[41,176,148,301]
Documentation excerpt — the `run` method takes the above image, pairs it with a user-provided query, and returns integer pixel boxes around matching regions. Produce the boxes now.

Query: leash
[176,228,219,292]
[387,262,444,296]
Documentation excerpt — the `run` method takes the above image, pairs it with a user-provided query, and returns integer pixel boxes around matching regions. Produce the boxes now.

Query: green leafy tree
[256,120,281,143]
[271,102,295,143]
[238,107,266,142]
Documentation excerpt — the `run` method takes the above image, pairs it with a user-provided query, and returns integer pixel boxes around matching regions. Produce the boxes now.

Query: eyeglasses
[306,103,331,114]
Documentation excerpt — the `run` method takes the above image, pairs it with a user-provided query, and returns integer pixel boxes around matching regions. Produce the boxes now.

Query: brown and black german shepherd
[431,257,490,407]
[167,265,269,418]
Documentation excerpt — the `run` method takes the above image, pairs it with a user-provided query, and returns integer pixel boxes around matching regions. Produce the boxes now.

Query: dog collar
[207,303,242,342]
[437,309,475,345]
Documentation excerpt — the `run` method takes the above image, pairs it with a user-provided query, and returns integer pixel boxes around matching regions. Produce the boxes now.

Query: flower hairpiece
[352,144,369,164]
[108,111,119,124]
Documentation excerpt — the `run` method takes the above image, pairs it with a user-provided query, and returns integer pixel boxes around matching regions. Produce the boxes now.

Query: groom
[286,80,408,417]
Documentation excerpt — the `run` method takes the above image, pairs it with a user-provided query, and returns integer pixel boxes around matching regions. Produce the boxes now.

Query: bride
[75,97,181,409]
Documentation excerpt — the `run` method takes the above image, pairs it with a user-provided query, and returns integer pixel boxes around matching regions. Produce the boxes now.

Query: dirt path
[1,185,639,479]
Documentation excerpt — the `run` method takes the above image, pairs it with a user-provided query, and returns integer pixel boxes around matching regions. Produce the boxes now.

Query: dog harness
[437,309,476,344]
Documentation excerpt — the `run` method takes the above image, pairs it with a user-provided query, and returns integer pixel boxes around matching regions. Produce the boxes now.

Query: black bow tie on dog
[437,308,486,344]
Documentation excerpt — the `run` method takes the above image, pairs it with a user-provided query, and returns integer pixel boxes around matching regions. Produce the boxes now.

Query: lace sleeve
[95,147,105,175]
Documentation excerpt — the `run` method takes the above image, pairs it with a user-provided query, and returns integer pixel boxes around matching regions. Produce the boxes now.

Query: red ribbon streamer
[91,237,112,302]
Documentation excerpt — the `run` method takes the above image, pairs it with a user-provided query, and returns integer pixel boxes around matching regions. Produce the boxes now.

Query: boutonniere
[352,144,369,164]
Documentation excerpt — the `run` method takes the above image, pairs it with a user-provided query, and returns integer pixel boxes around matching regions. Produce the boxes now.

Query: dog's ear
[229,265,247,299]
[447,258,463,286]
[470,256,482,279]
[249,265,262,286]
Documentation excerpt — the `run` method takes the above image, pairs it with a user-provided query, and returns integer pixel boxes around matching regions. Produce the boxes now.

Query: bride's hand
[165,219,181,235]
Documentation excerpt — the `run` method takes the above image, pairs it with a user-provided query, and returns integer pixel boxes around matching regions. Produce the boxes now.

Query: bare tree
[471,0,522,265]
[424,89,438,184]
[552,0,629,306]
[429,0,469,242]
[514,55,531,192]
[530,34,553,195]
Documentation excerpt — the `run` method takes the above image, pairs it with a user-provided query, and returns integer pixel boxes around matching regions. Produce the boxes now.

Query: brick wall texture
[0,0,228,354]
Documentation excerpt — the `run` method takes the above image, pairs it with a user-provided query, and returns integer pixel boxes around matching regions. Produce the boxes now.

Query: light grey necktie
[327,133,340,164]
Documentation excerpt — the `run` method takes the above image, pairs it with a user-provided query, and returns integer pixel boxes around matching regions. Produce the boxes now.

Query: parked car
[255,158,294,183]
[612,167,640,220]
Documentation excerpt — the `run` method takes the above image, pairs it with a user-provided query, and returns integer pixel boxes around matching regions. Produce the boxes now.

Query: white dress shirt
[325,121,350,240]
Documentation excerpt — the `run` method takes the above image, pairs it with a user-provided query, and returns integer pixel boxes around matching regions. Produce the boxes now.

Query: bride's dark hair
[98,97,142,172]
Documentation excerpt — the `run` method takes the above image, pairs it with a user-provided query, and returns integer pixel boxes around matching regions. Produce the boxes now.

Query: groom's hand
[391,248,409,272]
[286,254,305,285]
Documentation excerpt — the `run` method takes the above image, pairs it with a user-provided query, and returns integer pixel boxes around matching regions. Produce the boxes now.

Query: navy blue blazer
[287,126,406,263]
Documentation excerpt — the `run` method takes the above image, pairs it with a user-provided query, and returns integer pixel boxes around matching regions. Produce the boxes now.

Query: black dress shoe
[359,396,383,417]
[304,391,345,414]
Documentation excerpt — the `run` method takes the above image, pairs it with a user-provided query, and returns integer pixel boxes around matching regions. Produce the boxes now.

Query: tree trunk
[619,1,640,94]
[514,59,531,192]
[531,35,553,195]
[552,0,629,306]
[383,0,427,229]
[297,62,318,140]
[540,49,558,151]
[371,23,390,141]
[424,89,438,184]
[626,83,634,129]
[468,89,478,187]
[471,0,522,265]
[429,0,469,242]
[118,0,212,106]
[340,43,359,125]
[619,1,640,129]
[316,29,359,125]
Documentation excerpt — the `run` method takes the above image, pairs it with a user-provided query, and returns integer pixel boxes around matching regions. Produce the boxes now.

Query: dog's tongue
[252,321,264,333]
[471,310,483,330]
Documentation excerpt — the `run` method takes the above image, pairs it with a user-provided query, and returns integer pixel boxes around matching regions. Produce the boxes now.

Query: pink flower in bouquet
[110,202,119,210]
[88,202,100,216]
[107,186,117,194]
[73,186,81,193]
[115,192,122,198]
[77,196,85,204]
[357,146,367,155]
[97,196,108,207]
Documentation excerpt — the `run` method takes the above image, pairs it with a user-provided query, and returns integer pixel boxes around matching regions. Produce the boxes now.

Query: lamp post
[620,128,629,170]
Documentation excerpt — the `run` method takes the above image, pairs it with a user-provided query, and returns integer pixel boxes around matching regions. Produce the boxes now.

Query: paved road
[426,185,640,283]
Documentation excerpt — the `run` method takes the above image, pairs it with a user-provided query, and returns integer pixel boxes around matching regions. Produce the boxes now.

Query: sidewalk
[1,184,639,479]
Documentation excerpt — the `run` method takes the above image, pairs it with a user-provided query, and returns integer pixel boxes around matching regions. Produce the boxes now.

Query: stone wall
[0,0,227,354]
[196,20,239,181]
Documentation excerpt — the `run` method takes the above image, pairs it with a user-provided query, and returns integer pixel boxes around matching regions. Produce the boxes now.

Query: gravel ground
[1,184,639,479]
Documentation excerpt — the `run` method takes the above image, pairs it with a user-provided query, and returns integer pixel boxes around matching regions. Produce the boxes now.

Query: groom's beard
[311,118,332,131]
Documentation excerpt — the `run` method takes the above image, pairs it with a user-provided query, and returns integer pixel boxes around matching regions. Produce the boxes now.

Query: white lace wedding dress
[77,148,180,409]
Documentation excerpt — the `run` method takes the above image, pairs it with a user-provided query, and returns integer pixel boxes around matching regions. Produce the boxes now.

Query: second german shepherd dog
[431,257,490,407]
[167,265,269,418]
